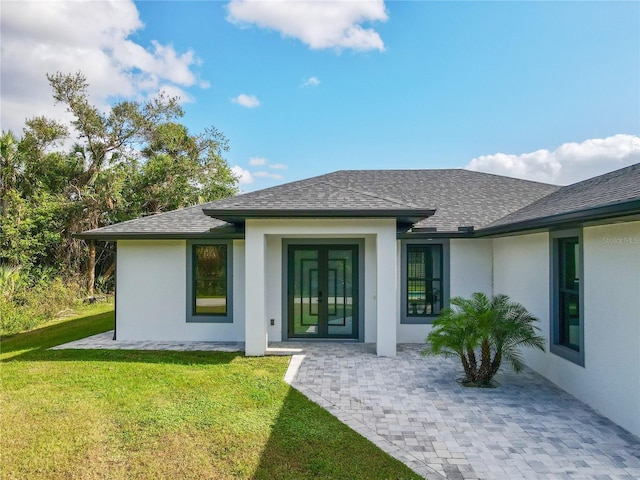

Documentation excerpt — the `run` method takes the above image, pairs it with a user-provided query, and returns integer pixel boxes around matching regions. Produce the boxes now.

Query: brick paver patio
[282,343,640,480]
[55,334,640,479]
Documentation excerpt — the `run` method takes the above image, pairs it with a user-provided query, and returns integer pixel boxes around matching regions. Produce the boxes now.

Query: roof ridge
[207,174,326,206]
[214,178,422,209]
[329,168,560,187]
[214,178,324,207]
[318,180,420,208]
[554,162,639,190]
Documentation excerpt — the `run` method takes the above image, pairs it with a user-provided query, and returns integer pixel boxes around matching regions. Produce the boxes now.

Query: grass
[0,308,422,479]
[0,302,115,361]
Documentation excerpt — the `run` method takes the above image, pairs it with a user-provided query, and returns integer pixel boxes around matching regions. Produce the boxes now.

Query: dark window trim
[401,239,450,324]
[186,239,233,323]
[550,229,584,366]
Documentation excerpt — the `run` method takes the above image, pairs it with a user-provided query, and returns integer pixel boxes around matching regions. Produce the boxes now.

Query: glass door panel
[327,250,355,336]
[288,245,358,339]
[291,248,319,336]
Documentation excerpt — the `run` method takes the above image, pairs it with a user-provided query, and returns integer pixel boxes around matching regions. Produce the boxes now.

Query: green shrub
[0,300,37,335]
[0,270,85,336]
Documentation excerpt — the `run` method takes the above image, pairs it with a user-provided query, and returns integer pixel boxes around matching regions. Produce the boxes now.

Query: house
[78,164,640,436]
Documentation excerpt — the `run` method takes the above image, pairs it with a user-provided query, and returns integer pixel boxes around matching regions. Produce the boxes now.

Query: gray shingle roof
[312,169,559,232]
[77,169,560,238]
[80,203,231,237]
[205,179,422,210]
[484,163,640,230]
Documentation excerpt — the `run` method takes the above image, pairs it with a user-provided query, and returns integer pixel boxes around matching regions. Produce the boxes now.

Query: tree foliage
[423,292,545,387]
[0,72,238,298]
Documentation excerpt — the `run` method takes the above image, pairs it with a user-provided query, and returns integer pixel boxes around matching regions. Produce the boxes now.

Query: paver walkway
[282,343,640,480]
[55,334,640,479]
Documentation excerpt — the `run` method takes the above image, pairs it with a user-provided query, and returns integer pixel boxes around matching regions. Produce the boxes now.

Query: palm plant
[0,264,21,300]
[423,292,545,387]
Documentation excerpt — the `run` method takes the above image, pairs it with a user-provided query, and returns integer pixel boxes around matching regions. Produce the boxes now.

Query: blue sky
[2,1,639,189]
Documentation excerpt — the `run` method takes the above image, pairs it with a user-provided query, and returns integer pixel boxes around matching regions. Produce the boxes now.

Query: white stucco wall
[492,224,640,437]
[244,218,397,355]
[116,240,245,342]
[364,235,378,343]
[232,240,246,341]
[264,236,282,342]
[492,232,550,365]
[582,222,640,436]
[450,238,493,298]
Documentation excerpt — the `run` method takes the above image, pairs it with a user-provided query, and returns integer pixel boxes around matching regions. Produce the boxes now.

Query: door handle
[318,290,323,303]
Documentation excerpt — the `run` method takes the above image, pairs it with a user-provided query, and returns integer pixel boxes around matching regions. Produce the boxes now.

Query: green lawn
[0,307,421,480]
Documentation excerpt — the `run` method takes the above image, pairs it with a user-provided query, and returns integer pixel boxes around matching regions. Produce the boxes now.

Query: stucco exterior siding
[492,232,551,368]
[264,236,283,344]
[493,225,640,437]
[582,222,640,436]
[116,240,245,342]
[232,240,246,341]
[449,238,493,298]
[364,235,378,343]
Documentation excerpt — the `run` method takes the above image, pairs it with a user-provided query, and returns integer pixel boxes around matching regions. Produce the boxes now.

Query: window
[401,241,449,324]
[550,230,583,365]
[187,241,233,323]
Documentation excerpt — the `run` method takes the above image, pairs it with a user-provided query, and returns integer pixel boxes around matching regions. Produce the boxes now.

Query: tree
[1,131,19,216]
[1,71,238,295]
[423,293,545,387]
[124,122,237,217]
[44,72,185,294]
[0,128,70,271]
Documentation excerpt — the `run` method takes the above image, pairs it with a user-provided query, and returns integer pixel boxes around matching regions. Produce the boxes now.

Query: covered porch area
[242,218,399,357]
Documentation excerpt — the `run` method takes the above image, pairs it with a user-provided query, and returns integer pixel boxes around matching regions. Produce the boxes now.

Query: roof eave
[73,229,245,241]
[202,208,436,225]
[475,199,640,237]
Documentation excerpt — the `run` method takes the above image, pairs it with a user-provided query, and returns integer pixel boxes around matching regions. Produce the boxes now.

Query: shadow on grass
[1,311,240,366]
[251,385,421,480]
[1,311,114,359]
[6,347,243,365]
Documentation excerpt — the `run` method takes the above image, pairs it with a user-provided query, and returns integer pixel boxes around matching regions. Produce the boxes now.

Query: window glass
[193,244,227,315]
[557,237,580,351]
[406,244,443,317]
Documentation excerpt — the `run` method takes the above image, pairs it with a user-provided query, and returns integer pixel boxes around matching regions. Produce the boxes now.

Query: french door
[287,245,359,339]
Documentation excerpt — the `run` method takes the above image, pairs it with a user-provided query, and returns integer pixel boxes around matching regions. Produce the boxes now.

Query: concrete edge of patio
[51,330,303,356]
[51,332,377,358]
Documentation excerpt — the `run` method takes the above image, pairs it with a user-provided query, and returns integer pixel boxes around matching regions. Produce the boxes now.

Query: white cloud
[226,0,388,52]
[231,165,254,185]
[249,156,268,166]
[156,84,194,104]
[269,163,288,170]
[231,93,261,108]
[465,135,640,185]
[254,171,284,180]
[302,76,321,87]
[0,0,207,134]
